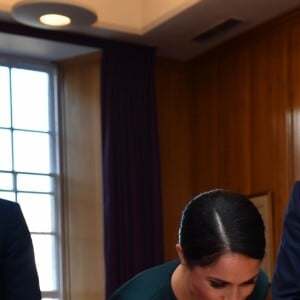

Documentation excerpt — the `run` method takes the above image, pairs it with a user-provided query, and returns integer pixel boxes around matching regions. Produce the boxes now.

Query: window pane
[18,193,54,232]
[13,131,51,173]
[17,174,53,193]
[0,66,11,127]
[0,129,12,170]
[11,68,49,131]
[2,62,60,300]
[0,191,16,201]
[32,234,57,291]
[0,172,13,190]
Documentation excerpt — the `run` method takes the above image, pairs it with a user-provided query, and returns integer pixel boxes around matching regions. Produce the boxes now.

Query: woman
[110,189,269,299]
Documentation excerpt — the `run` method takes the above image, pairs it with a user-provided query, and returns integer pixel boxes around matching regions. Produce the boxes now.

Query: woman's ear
[176,244,187,265]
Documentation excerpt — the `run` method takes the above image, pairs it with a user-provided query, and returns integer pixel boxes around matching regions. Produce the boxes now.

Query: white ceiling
[0,0,300,61]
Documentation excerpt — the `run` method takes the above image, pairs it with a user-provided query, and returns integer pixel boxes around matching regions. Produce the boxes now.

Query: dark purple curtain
[101,44,163,298]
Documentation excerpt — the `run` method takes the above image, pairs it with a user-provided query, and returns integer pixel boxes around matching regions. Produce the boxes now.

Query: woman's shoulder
[247,269,270,300]
[109,260,179,300]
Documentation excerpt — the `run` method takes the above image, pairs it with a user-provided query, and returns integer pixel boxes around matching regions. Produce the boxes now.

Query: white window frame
[0,54,62,300]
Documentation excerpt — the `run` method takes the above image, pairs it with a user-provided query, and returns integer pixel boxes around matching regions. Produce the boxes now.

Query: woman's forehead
[190,252,261,283]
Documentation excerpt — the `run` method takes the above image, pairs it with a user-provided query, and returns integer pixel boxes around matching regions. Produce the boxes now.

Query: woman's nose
[225,287,242,300]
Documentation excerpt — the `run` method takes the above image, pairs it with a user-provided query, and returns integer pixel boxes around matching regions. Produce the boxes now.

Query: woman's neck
[171,264,196,300]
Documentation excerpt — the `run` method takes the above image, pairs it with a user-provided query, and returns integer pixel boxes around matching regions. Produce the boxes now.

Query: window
[0,61,61,300]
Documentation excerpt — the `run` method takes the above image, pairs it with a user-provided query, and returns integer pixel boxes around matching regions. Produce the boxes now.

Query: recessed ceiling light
[12,0,97,29]
[40,14,71,26]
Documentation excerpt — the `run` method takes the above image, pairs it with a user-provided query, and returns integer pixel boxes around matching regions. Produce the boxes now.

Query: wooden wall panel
[213,47,252,193]
[248,29,291,248]
[290,19,300,183]
[155,59,194,260]
[249,37,276,194]
[189,57,221,191]
[156,9,300,267]
[58,53,105,300]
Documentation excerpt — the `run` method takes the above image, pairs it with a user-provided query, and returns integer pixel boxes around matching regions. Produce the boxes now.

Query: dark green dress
[109,260,269,300]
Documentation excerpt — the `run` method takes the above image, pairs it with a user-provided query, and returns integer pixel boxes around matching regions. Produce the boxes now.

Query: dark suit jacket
[272,181,300,299]
[0,198,41,299]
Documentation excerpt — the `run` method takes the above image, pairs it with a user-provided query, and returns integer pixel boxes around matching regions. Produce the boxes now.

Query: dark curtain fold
[101,44,164,298]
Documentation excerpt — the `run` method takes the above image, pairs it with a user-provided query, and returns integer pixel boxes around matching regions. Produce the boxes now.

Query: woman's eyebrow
[241,274,259,284]
[206,277,229,284]
[206,274,259,285]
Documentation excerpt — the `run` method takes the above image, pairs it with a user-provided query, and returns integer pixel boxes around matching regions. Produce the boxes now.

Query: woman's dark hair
[179,189,265,267]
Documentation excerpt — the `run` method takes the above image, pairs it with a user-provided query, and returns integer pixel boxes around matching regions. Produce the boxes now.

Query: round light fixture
[12,0,97,29]
[40,14,71,26]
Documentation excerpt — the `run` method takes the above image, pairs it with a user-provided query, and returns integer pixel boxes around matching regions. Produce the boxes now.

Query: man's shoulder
[0,198,19,208]
[0,198,20,216]
[0,199,23,233]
